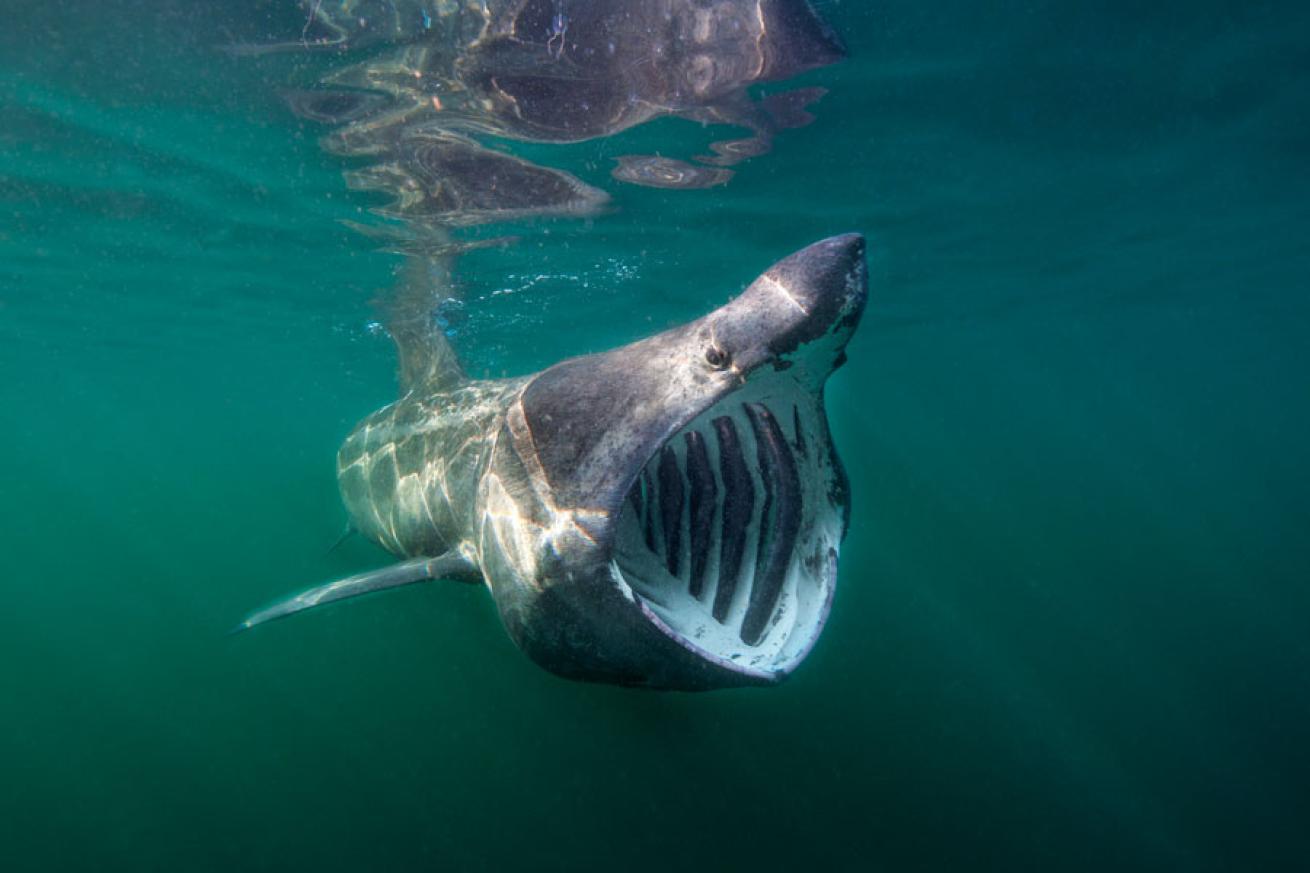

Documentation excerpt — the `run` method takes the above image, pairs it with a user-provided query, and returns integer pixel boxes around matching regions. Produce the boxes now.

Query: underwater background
[3,1,1309,870]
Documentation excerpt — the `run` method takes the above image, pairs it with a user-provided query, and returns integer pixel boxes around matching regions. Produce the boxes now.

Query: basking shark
[237,234,867,689]
[233,0,865,689]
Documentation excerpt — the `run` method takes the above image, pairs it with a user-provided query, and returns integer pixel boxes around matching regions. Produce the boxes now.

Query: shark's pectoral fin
[230,552,479,634]
[324,521,356,556]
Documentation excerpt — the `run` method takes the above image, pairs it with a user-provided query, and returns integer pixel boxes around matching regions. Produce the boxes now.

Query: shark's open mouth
[609,375,844,679]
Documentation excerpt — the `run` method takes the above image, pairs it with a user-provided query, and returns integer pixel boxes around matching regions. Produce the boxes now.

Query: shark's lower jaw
[609,376,844,681]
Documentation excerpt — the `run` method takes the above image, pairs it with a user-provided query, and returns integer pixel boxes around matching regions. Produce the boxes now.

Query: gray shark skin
[238,234,867,690]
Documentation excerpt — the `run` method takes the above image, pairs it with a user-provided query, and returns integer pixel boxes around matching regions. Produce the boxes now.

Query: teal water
[3,2,1309,870]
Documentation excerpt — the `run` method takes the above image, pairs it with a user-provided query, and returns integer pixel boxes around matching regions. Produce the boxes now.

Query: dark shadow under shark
[233,0,868,690]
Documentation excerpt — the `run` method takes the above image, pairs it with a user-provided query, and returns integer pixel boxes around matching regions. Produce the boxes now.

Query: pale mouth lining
[609,377,842,678]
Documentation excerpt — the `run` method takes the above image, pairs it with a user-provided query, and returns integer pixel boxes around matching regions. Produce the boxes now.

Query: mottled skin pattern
[337,377,527,561]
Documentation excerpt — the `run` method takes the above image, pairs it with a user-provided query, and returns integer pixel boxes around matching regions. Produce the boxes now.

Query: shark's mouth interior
[610,376,843,678]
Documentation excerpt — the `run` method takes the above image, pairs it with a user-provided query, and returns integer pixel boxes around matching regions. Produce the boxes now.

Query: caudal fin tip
[226,618,256,637]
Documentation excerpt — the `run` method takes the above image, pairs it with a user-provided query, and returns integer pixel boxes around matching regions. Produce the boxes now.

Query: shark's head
[478,235,867,689]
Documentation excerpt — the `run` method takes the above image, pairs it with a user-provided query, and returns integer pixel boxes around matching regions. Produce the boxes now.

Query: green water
[3,2,1309,870]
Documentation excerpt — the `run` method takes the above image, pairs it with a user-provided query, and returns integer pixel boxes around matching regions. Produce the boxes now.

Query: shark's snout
[707,233,867,386]
[765,232,866,311]
[759,232,866,356]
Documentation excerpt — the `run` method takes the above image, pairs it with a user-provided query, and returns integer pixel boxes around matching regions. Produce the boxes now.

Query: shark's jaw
[481,234,866,689]
[609,367,845,681]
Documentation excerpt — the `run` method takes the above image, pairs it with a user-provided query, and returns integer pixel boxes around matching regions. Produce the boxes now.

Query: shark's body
[235,1,865,690]
[241,236,867,689]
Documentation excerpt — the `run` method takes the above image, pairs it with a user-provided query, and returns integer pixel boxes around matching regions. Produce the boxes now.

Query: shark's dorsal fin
[231,552,478,634]
[388,255,467,393]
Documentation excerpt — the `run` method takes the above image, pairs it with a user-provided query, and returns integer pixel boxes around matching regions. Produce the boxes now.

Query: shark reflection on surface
[275,0,845,219]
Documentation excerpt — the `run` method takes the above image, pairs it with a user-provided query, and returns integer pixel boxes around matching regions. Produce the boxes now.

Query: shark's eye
[705,345,730,369]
